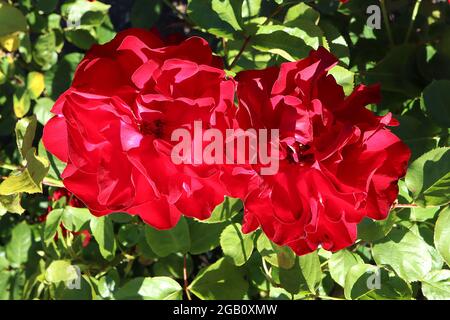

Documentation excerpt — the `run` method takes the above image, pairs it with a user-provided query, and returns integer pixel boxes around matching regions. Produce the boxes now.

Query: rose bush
[0,0,448,301]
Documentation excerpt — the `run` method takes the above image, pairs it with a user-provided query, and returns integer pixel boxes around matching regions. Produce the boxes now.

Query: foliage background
[0,0,449,300]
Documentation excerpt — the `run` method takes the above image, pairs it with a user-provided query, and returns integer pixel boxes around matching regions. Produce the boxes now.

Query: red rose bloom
[43,29,235,229]
[225,47,410,255]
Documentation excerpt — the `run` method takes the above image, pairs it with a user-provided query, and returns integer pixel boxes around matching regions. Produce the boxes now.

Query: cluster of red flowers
[43,29,410,255]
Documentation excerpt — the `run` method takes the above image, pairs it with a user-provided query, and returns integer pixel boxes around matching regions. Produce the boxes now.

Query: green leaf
[421,80,450,128]
[33,32,58,70]
[131,0,161,29]
[256,233,295,269]
[434,206,450,267]
[15,115,37,159]
[61,206,92,232]
[189,258,248,300]
[34,97,54,125]
[43,208,63,243]
[0,271,11,299]
[188,218,227,254]
[241,0,261,20]
[220,223,254,266]
[344,264,412,300]
[279,252,322,294]
[284,3,319,25]
[319,19,350,66]
[35,0,58,14]
[251,24,321,61]
[328,66,354,96]
[96,16,116,44]
[357,212,396,242]
[366,45,422,98]
[117,224,141,248]
[13,87,31,118]
[421,270,450,300]
[64,28,97,50]
[372,226,433,282]
[26,71,45,100]
[45,53,83,100]
[203,196,242,223]
[329,249,364,287]
[45,260,78,283]
[410,206,440,222]
[405,147,450,207]
[0,148,49,195]
[0,3,27,37]
[152,253,192,279]
[6,222,31,267]
[97,269,119,299]
[0,194,24,216]
[90,216,116,261]
[55,275,92,300]
[187,0,242,39]
[391,115,441,161]
[144,217,190,257]
[114,277,182,300]
[61,0,110,26]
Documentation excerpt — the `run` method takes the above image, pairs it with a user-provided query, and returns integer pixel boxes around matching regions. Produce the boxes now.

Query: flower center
[286,142,314,165]
[139,119,165,138]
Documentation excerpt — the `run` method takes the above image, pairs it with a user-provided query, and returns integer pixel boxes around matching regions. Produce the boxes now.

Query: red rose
[225,47,410,255]
[43,29,235,229]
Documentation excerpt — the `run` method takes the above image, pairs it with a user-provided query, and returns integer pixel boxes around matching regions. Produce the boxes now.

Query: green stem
[228,2,288,70]
[183,254,192,300]
[0,162,19,171]
[380,0,395,47]
[43,176,64,188]
[404,0,422,43]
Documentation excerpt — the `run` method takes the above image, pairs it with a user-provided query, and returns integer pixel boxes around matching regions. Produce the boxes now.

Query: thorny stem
[404,0,422,44]
[183,254,192,300]
[380,0,395,47]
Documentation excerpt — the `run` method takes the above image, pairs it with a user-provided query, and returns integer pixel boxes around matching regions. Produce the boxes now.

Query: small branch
[0,162,19,171]
[227,2,287,70]
[392,203,446,209]
[393,203,418,208]
[404,0,422,44]
[261,257,279,288]
[222,38,229,69]
[43,177,64,188]
[228,36,251,70]
[380,0,395,47]
[183,254,192,300]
